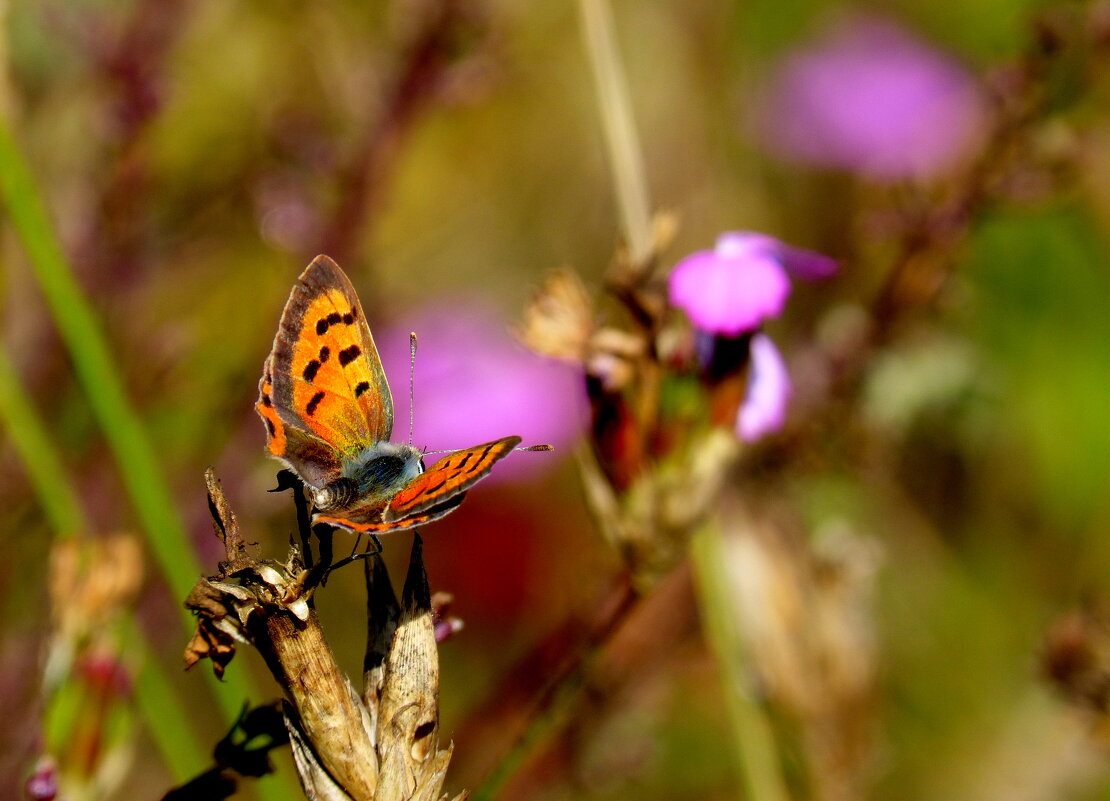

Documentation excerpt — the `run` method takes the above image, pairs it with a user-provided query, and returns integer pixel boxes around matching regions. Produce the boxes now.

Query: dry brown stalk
[181,469,465,801]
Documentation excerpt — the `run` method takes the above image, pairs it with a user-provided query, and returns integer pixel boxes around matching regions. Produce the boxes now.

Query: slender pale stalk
[578,0,653,265]
[691,522,790,801]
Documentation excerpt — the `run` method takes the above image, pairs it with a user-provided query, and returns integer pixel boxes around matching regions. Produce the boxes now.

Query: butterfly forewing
[266,255,394,454]
[384,436,521,521]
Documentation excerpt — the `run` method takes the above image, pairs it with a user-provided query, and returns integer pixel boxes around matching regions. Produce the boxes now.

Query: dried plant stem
[691,521,790,801]
[471,578,639,801]
[254,611,380,799]
[578,0,653,267]
[187,473,462,800]
[318,0,477,268]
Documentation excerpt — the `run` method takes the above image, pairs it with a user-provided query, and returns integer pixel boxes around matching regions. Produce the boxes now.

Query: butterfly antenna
[408,332,418,446]
[423,443,555,455]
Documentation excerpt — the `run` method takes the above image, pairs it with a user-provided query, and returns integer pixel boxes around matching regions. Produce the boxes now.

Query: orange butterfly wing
[257,255,394,486]
[314,499,467,534]
[386,436,520,520]
[312,436,521,533]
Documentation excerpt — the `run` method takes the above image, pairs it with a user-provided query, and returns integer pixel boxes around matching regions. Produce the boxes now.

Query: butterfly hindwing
[314,493,468,534]
[264,255,394,457]
[384,436,521,521]
[257,369,343,488]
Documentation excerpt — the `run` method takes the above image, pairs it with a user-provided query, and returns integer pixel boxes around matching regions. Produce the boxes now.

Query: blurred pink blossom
[669,232,837,336]
[24,758,58,801]
[759,17,987,179]
[378,302,584,477]
[738,333,792,441]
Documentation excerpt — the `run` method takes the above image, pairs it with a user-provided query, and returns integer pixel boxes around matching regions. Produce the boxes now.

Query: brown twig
[314,0,492,268]
[465,575,639,801]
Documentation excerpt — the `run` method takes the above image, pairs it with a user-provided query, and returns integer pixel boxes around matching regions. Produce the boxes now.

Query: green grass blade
[0,347,84,535]
[691,522,790,801]
[0,344,211,780]
[0,121,202,602]
[129,617,214,782]
[0,119,300,801]
[0,119,257,725]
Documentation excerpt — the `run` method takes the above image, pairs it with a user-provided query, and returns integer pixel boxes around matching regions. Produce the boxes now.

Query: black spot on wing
[354,381,371,398]
[343,312,355,325]
[319,346,331,363]
[456,452,472,468]
[327,312,342,325]
[264,417,276,436]
[303,360,321,383]
[424,478,448,494]
[339,345,361,366]
[316,318,329,335]
[260,394,272,407]
[305,391,325,417]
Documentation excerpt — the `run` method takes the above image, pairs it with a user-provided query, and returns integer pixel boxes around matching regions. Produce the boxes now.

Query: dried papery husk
[187,472,469,800]
[578,427,741,586]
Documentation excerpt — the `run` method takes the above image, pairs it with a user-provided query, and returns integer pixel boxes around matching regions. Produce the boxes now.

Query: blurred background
[3,0,1110,799]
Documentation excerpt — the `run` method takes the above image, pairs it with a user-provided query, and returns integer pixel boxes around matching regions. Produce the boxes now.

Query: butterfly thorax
[311,441,425,511]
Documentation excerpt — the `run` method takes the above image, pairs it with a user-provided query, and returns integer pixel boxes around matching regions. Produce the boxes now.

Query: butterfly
[256,254,527,533]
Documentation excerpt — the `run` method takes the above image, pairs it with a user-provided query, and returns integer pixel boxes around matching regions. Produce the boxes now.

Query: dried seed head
[49,534,143,639]
[518,268,595,362]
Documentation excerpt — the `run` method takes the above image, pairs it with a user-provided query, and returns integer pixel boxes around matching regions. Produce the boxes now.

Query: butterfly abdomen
[312,477,360,510]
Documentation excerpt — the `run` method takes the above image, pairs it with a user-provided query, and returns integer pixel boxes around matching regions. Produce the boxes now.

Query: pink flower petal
[669,236,792,336]
[737,333,792,441]
[378,302,585,478]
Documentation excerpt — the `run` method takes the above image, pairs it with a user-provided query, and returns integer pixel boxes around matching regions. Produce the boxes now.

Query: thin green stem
[0,344,209,780]
[0,119,258,723]
[578,0,653,265]
[0,348,84,535]
[0,121,201,606]
[691,522,790,801]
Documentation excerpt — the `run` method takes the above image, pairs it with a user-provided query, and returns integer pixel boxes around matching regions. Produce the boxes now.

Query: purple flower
[759,16,987,179]
[24,759,58,801]
[668,232,837,336]
[737,333,792,441]
[378,301,585,477]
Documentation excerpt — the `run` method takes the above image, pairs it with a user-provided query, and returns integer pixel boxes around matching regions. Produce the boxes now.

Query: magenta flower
[759,16,987,179]
[378,302,584,477]
[24,758,59,801]
[669,232,837,336]
[669,232,836,442]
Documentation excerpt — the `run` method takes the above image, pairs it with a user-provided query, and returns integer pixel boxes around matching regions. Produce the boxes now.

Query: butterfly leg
[348,531,365,560]
[326,534,384,576]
